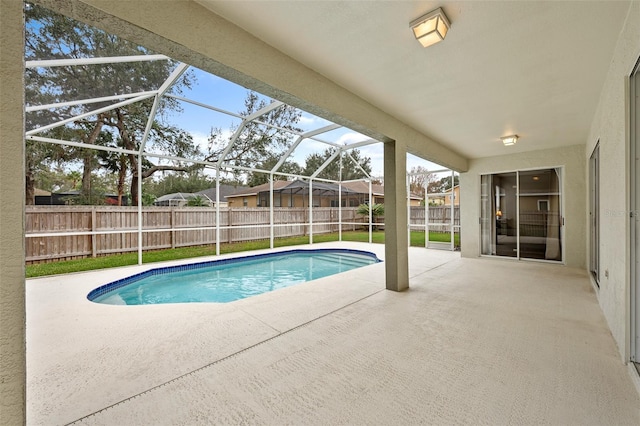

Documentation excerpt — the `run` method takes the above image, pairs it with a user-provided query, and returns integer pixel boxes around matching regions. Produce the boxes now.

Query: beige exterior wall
[0,0,26,423]
[460,144,587,269]
[443,186,460,206]
[585,1,640,360]
[227,195,258,208]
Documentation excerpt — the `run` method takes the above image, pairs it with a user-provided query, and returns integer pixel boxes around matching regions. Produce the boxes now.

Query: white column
[450,171,455,250]
[269,176,274,248]
[215,169,221,256]
[137,156,143,264]
[308,179,313,244]
[0,1,26,423]
[383,141,409,291]
[369,179,373,243]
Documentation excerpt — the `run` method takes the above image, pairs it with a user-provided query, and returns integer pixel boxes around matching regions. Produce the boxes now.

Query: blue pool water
[88,249,380,305]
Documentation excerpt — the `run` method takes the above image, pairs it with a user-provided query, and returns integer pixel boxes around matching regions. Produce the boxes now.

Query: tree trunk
[117,154,126,206]
[25,168,35,205]
[82,151,92,200]
[80,118,105,199]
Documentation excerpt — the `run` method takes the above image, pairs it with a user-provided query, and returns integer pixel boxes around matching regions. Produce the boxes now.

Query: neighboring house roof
[34,188,51,196]
[226,180,291,197]
[155,192,213,203]
[341,181,385,196]
[226,180,422,200]
[196,184,247,201]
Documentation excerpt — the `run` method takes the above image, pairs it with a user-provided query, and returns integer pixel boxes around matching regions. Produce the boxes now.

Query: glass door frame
[479,166,565,264]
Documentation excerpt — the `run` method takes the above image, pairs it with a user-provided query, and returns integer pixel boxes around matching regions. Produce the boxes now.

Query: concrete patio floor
[27,242,640,425]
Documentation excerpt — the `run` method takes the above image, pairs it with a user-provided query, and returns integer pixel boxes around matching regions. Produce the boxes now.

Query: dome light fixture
[410,7,450,48]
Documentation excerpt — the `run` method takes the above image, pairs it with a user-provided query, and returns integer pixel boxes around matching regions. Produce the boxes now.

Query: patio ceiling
[195,1,631,159]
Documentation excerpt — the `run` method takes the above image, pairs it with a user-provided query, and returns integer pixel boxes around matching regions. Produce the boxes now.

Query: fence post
[170,207,176,249]
[91,207,97,258]
[228,207,232,244]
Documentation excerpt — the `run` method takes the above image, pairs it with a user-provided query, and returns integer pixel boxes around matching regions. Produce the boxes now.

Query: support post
[369,179,373,243]
[425,178,429,248]
[309,179,313,244]
[338,153,342,240]
[450,171,455,250]
[269,175,274,249]
[215,169,221,255]
[0,1,26,422]
[383,141,409,291]
[338,182,342,240]
[137,155,143,265]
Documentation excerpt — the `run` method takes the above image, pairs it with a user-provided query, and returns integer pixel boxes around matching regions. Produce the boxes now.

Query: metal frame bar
[25,54,170,68]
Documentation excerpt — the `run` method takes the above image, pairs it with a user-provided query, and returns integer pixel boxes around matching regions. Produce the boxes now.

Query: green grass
[26,230,459,278]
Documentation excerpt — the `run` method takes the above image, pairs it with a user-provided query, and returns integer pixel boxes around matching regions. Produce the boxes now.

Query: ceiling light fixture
[410,7,450,48]
[501,134,518,146]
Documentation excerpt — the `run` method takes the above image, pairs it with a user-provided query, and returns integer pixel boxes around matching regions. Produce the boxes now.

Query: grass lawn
[26,230,459,278]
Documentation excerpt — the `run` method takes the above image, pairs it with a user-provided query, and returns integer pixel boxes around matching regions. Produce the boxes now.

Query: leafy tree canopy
[303,148,372,181]
[246,154,303,187]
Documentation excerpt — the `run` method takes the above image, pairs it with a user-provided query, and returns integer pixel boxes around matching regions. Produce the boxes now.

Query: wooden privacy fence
[408,205,461,233]
[25,205,460,263]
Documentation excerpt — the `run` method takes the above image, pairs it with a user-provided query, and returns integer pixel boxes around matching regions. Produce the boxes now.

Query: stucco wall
[460,144,586,269]
[585,1,640,359]
[0,0,26,423]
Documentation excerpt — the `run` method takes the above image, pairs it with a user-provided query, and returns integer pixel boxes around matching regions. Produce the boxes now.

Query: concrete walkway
[27,243,640,425]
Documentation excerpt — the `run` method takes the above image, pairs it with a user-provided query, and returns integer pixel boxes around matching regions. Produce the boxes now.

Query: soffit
[195,1,630,159]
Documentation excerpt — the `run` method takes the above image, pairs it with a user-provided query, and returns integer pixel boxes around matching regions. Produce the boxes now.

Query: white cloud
[191,131,210,152]
[298,113,331,131]
[336,131,369,145]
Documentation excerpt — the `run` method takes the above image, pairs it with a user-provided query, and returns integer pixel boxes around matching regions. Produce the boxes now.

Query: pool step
[308,254,374,268]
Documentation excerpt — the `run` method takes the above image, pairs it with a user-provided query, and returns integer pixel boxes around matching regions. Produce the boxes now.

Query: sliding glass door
[481,168,562,262]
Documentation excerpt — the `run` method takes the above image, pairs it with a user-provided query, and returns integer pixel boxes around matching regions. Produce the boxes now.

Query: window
[242,197,248,207]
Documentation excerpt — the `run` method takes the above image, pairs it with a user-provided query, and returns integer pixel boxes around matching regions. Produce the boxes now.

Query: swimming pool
[88,249,381,305]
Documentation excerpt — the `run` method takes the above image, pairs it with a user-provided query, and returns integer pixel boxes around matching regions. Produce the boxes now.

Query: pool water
[89,249,380,305]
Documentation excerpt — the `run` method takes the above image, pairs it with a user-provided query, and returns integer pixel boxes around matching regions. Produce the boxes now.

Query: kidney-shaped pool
[88,248,381,305]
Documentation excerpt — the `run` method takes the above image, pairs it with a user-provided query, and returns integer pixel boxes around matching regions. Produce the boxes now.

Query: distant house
[443,185,460,206]
[153,192,214,207]
[196,184,247,207]
[226,180,422,208]
[34,190,129,206]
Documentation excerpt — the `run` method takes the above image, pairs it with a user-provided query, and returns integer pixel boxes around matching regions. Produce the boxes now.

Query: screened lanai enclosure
[24,4,459,264]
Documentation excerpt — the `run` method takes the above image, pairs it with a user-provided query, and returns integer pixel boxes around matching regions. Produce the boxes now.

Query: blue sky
[166,67,445,178]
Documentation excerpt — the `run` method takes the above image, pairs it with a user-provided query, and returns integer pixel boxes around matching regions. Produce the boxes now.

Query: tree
[408,166,437,198]
[246,154,303,187]
[303,148,372,181]
[431,175,459,194]
[145,171,214,197]
[25,3,197,205]
[206,92,302,176]
[357,203,385,230]
[24,140,67,204]
[186,195,209,207]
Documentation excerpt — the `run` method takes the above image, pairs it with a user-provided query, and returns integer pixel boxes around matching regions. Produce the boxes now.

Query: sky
[163,67,447,179]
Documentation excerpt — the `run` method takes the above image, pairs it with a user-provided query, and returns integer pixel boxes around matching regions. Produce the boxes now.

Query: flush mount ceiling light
[410,7,450,48]
[501,135,518,146]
